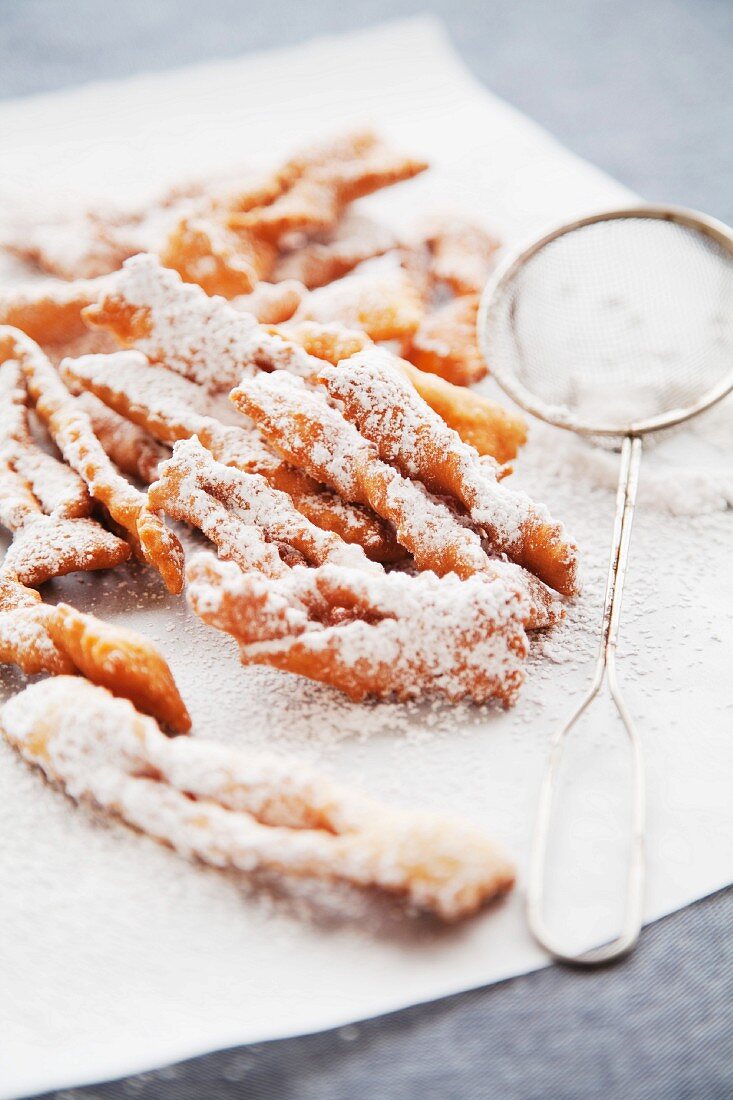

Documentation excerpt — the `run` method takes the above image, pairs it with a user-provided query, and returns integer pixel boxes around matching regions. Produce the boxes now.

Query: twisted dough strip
[149,437,379,576]
[187,552,528,705]
[269,130,423,201]
[227,131,427,241]
[72,390,170,484]
[278,320,527,464]
[318,350,579,596]
[158,133,422,295]
[290,264,424,342]
[231,372,560,629]
[0,577,189,730]
[61,350,401,562]
[0,363,129,585]
[0,468,129,586]
[0,581,74,674]
[82,254,267,392]
[0,358,91,517]
[45,603,190,732]
[82,255,523,459]
[402,293,486,386]
[0,276,108,347]
[1,676,513,920]
[272,212,396,288]
[160,213,276,298]
[399,361,526,463]
[1,327,185,594]
[422,216,501,295]
[4,210,140,280]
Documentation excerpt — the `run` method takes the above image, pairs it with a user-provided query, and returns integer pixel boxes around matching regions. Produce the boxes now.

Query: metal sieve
[479,205,733,966]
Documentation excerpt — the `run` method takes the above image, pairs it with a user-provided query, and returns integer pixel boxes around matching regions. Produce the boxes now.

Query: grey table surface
[1,1,731,1097]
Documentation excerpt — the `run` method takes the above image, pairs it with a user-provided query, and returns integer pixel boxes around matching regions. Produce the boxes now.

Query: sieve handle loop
[527,434,646,966]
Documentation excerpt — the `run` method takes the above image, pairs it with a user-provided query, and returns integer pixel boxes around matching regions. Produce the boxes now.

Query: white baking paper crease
[0,17,731,1099]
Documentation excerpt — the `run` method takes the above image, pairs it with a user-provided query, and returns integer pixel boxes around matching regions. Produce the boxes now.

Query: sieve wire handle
[527,434,645,966]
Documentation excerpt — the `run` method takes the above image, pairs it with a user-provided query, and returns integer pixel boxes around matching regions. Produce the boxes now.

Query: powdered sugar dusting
[0,22,731,1096]
[187,552,528,706]
[273,212,395,288]
[319,349,575,585]
[292,264,423,340]
[90,254,260,391]
[153,437,377,574]
[1,676,514,920]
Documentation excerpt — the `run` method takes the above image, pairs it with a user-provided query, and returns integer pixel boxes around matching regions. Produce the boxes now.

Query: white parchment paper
[1,18,731,1099]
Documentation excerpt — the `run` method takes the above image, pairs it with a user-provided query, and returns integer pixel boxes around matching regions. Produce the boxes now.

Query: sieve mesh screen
[483,214,733,434]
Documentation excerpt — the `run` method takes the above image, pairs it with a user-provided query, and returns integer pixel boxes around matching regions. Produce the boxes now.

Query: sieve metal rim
[478,204,733,438]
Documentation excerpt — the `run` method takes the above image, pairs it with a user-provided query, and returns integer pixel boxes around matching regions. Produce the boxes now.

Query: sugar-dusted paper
[1,18,731,1099]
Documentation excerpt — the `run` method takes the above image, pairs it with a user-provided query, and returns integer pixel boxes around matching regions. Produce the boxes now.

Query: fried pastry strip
[45,602,190,732]
[1,327,184,593]
[188,552,527,705]
[72,390,169,483]
[83,254,262,391]
[3,188,199,281]
[0,572,72,672]
[232,370,485,575]
[160,213,276,298]
[0,277,107,345]
[149,438,378,575]
[0,600,75,674]
[291,264,423,341]
[399,361,526,463]
[232,279,305,323]
[424,216,501,294]
[231,372,560,626]
[0,471,129,586]
[228,132,427,241]
[0,358,91,517]
[280,320,527,462]
[61,350,401,561]
[272,213,395,288]
[402,293,486,386]
[3,211,138,279]
[0,363,129,584]
[0,578,189,730]
[275,130,428,205]
[0,572,43,610]
[229,177,340,240]
[83,255,522,461]
[318,351,578,596]
[2,676,513,919]
[275,319,370,365]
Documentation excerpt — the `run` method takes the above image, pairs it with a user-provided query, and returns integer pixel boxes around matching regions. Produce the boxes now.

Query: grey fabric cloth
[2,1,732,1097]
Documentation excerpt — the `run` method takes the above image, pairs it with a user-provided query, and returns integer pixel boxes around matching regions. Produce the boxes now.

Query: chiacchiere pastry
[315,350,578,596]
[272,211,396,288]
[1,676,515,919]
[82,253,526,461]
[187,552,528,706]
[149,437,380,576]
[0,128,588,928]
[289,263,425,342]
[231,370,563,628]
[72,389,170,484]
[276,319,527,463]
[402,293,486,386]
[0,574,189,731]
[60,348,402,562]
[0,358,130,585]
[421,215,501,295]
[1,326,185,594]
